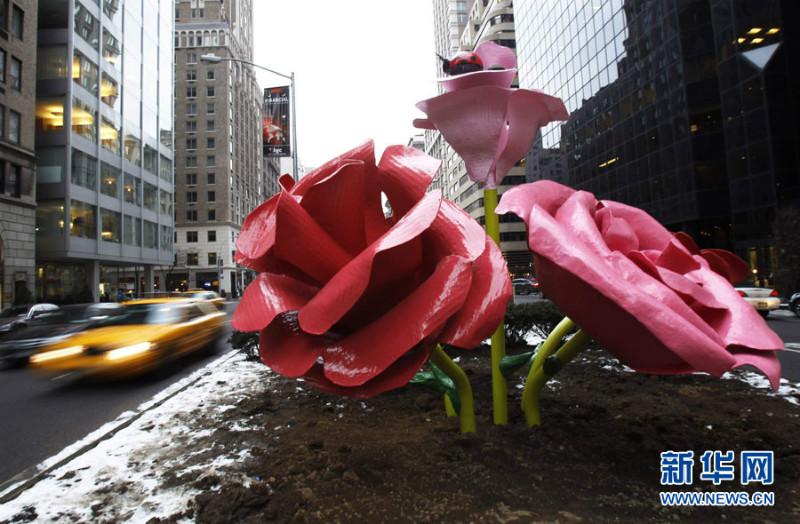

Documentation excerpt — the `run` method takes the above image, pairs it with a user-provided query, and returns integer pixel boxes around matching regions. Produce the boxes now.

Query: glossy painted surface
[413,42,569,189]
[233,141,512,397]
[497,180,783,388]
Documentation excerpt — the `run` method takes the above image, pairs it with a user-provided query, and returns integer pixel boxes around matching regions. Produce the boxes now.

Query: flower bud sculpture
[233,141,512,432]
[497,180,784,426]
[415,41,569,424]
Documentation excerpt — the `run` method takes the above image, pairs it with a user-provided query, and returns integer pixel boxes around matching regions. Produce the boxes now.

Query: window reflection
[124,133,141,165]
[36,201,65,237]
[100,163,120,199]
[70,199,97,239]
[74,1,99,50]
[72,97,97,142]
[38,46,68,79]
[100,208,121,243]
[101,73,119,110]
[71,149,97,189]
[123,173,141,205]
[36,99,65,133]
[100,118,120,154]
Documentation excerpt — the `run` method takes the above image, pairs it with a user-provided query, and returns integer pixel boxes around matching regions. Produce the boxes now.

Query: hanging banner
[263,86,291,157]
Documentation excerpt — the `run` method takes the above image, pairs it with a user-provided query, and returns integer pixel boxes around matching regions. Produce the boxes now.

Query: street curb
[0,350,239,504]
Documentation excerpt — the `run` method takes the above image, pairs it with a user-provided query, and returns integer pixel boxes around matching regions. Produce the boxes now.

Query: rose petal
[259,315,326,378]
[278,174,295,192]
[292,140,376,197]
[496,179,575,218]
[441,237,512,348]
[701,249,750,284]
[412,118,436,130]
[303,344,431,398]
[602,200,675,251]
[378,145,440,219]
[235,195,278,264]
[655,240,701,275]
[730,350,782,390]
[673,231,700,254]
[423,200,487,264]
[322,255,472,387]
[596,207,639,254]
[298,191,443,335]
[438,69,518,93]
[474,41,518,70]
[232,272,318,332]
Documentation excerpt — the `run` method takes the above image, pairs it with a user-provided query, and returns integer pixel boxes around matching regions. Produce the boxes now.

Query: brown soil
[159,347,800,523]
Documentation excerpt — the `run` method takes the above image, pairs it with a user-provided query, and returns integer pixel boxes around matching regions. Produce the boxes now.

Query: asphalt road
[515,293,800,381]
[0,304,235,487]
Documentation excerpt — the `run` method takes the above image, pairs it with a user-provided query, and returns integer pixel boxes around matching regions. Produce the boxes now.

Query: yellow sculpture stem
[522,320,592,427]
[430,345,476,433]
[483,188,508,425]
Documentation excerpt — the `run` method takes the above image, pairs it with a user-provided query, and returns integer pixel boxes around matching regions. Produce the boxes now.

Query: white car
[735,287,781,318]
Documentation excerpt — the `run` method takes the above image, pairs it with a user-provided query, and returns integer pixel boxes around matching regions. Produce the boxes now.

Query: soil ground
[150,346,800,524]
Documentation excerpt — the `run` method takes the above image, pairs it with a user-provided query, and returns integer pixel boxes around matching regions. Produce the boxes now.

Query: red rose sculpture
[497,180,783,388]
[233,141,512,398]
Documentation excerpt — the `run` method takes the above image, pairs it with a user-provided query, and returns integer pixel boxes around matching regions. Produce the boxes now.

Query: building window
[160,225,172,251]
[208,230,216,242]
[11,5,23,39]
[72,50,98,94]
[206,155,215,167]
[208,252,217,265]
[144,146,157,174]
[208,191,215,202]
[186,86,197,98]
[160,189,173,216]
[102,29,121,69]
[186,191,197,203]
[2,163,20,197]
[206,69,215,80]
[143,182,157,211]
[206,137,215,149]
[100,118,120,154]
[187,231,198,243]
[207,172,215,184]
[186,155,197,167]
[71,149,97,189]
[186,253,198,265]
[123,215,141,246]
[187,69,196,81]
[191,8,203,18]
[9,56,20,90]
[8,109,19,143]
[36,99,65,133]
[186,102,197,115]
[72,98,96,142]
[124,133,141,165]
[207,86,215,97]
[160,155,172,182]
[100,209,121,243]
[186,137,197,149]
[70,199,97,239]
[74,2,100,50]
[0,49,6,82]
[124,173,141,205]
[207,102,215,114]
[37,201,66,237]
[208,209,216,221]
[0,1,7,32]
[0,104,4,138]
[143,221,158,249]
[186,120,197,132]
[186,209,197,221]
[206,119,215,130]
[187,52,197,64]
[186,173,197,185]
[100,73,119,108]
[100,162,120,199]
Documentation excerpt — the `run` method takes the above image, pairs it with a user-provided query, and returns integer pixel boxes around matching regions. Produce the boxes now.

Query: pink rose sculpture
[497,180,783,388]
[232,141,512,398]
[414,41,570,188]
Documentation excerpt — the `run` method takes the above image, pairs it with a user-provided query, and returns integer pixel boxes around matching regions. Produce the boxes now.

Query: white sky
[252,1,437,170]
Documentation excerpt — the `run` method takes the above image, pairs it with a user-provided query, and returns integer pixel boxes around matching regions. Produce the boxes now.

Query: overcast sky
[252,1,437,170]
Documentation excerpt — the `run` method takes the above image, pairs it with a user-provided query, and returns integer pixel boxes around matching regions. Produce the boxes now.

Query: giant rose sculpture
[497,180,783,424]
[232,141,511,409]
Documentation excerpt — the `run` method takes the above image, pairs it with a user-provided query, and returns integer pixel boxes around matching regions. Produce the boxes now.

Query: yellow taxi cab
[29,298,225,379]
[182,289,226,310]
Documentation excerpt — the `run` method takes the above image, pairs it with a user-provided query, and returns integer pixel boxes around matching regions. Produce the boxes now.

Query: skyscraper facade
[516,0,799,285]
[173,0,275,296]
[35,0,174,303]
[0,0,37,308]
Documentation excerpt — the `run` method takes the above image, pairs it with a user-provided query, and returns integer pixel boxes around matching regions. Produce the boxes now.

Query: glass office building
[516,0,799,286]
[35,0,174,302]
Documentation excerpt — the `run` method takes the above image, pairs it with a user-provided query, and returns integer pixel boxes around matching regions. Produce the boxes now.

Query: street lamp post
[200,54,298,180]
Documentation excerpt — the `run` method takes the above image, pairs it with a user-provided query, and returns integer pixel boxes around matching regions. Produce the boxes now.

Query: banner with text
[263,86,291,157]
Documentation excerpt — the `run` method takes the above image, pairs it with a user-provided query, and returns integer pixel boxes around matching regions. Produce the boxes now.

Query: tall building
[427,0,533,276]
[515,0,800,285]
[34,0,174,303]
[0,0,37,308]
[173,0,276,296]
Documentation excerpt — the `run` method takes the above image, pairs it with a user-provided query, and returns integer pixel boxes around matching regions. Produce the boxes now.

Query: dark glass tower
[516,0,799,288]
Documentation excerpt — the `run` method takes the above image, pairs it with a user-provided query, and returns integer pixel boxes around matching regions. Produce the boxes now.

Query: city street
[0,304,235,488]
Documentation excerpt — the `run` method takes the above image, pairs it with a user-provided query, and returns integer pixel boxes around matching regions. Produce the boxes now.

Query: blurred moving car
[0,303,60,334]
[735,286,781,318]
[181,289,225,310]
[0,303,125,368]
[790,292,800,318]
[512,278,540,295]
[29,298,225,379]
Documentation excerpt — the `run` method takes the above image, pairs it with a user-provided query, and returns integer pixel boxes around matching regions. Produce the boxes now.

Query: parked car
[790,292,800,318]
[0,303,125,368]
[29,298,225,379]
[0,303,60,334]
[735,286,781,318]
[512,278,540,295]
